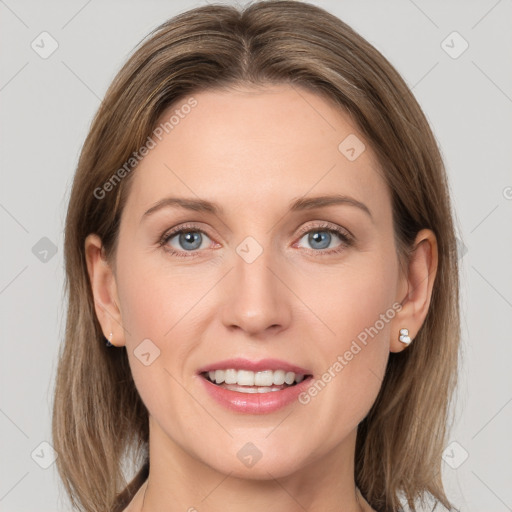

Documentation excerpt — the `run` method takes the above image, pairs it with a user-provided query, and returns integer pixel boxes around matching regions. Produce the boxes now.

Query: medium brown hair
[52,1,460,511]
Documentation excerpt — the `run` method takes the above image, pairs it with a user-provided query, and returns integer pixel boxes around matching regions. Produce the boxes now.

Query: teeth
[285,372,296,385]
[224,369,238,384]
[205,369,306,386]
[255,370,272,386]
[222,384,285,393]
[238,370,255,386]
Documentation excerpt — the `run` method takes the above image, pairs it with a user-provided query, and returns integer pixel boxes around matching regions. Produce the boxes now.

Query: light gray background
[1,0,511,510]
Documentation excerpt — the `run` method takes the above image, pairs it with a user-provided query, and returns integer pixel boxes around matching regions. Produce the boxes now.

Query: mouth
[200,369,311,394]
[196,358,314,413]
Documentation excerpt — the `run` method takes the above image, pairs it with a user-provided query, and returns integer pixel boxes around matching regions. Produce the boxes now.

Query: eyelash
[158,222,354,258]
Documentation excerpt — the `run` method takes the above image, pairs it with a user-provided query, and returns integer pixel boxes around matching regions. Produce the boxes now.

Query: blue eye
[301,230,337,250]
[295,224,352,254]
[161,226,212,256]
[159,222,353,258]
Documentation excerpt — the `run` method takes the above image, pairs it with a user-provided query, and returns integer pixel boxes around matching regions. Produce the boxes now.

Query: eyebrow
[141,194,373,222]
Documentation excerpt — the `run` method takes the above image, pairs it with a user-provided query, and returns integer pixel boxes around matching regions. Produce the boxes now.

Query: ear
[84,233,126,347]
[390,228,438,353]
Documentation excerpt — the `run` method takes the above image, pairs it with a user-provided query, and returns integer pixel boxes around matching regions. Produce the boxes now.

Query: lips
[196,358,314,414]
[197,357,311,375]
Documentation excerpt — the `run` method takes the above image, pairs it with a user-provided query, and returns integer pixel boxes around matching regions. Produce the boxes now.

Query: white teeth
[205,369,307,386]
[273,370,285,385]
[222,384,284,394]
[284,371,295,385]
[224,369,237,384]
[254,370,273,386]
[237,370,255,386]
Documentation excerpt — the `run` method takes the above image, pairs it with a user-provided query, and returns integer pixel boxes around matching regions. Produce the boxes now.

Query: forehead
[123,84,390,221]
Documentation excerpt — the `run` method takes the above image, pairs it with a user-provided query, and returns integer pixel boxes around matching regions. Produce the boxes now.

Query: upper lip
[197,358,311,375]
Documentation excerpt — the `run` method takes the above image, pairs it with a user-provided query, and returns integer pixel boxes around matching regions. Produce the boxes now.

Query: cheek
[299,252,397,418]
[302,251,398,346]
[115,242,194,341]
[114,245,213,401]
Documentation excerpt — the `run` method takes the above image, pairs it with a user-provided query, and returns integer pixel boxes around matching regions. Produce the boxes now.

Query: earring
[399,328,412,345]
[106,331,114,347]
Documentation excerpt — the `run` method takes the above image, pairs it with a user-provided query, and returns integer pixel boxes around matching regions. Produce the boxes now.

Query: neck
[135,416,370,512]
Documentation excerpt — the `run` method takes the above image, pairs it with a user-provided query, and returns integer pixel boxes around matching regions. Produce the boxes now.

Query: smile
[203,369,307,393]
[197,359,314,414]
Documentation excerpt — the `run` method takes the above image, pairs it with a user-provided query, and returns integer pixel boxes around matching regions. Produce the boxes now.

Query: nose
[220,243,292,337]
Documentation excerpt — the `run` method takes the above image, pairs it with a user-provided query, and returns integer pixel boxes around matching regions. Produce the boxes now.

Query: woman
[52,1,460,511]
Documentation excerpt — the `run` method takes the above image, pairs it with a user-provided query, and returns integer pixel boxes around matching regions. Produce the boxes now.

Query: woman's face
[98,84,410,478]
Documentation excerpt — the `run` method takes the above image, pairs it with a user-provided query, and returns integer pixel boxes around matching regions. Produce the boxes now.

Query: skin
[85,84,437,512]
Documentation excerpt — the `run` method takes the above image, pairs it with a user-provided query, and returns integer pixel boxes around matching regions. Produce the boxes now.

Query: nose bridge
[221,233,291,334]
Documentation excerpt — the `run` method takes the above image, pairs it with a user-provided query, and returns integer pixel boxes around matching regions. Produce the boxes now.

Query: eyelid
[159,222,216,255]
[292,221,353,255]
[160,221,211,238]
[159,220,354,257]
[295,220,353,240]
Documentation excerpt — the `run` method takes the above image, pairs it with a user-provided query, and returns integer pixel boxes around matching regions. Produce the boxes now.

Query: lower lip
[198,374,313,414]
